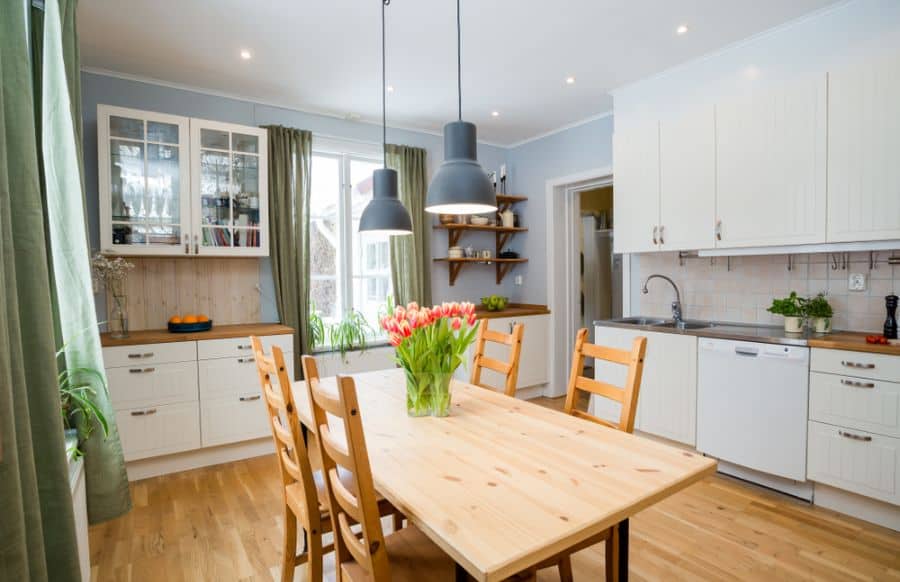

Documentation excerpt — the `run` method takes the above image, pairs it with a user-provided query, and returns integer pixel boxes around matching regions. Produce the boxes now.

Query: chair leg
[557,555,574,582]
[392,512,404,532]
[306,527,323,582]
[282,506,298,582]
[605,527,619,582]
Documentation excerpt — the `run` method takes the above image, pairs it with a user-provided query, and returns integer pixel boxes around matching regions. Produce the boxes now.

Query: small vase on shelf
[109,293,129,339]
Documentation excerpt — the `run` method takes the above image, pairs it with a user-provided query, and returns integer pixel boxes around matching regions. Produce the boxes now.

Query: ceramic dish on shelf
[470,216,489,226]
[168,320,213,333]
[448,246,464,259]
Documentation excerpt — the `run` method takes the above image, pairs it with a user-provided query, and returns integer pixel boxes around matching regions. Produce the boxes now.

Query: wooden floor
[90,397,900,582]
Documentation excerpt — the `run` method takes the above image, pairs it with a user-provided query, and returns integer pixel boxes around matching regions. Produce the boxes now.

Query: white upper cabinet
[658,107,716,251]
[715,74,827,248]
[98,106,269,257]
[827,53,900,242]
[191,120,268,257]
[98,105,191,255]
[613,122,660,254]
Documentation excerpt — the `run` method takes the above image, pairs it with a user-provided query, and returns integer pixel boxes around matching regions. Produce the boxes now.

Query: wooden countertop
[808,331,900,356]
[474,303,550,320]
[100,323,293,347]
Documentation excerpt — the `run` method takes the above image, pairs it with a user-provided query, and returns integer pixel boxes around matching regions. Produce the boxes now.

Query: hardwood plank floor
[90,397,900,581]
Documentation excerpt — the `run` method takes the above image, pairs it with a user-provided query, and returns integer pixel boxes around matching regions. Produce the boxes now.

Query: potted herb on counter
[807,293,834,334]
[767,292,807,333]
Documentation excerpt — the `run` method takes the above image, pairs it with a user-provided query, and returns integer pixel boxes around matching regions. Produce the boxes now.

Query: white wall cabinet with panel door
[98,105,269,257]
[715,74,827,248]
[658,107,716,251]
[828,53,900,243]
[591,326,697,446]
[191,120,268,257]
[612,122,660,254]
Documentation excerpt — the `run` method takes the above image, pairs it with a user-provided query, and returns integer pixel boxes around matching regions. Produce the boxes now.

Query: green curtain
[386,144,431,307]
[265,125,312,376]
[41,0,131,524]
[0,1,81,579]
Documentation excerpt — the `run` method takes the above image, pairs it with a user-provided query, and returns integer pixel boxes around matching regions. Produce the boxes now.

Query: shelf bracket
[496,261,517,285]
[448,228,462,248]
[449,261,463,286]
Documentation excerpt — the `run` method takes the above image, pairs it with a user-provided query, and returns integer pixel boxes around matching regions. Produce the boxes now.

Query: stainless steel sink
[609,316,669,326]
[654,321,713,330]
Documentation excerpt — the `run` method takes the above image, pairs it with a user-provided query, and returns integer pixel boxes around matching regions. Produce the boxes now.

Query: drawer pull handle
[839,430,872,442]
[129,367,156,374]
[840,379,875,389]
[127,352,154,359]
[237,344,253,350]
[841,360,875,369]
[239,395,261,402]
[130,408,158,416]
[238,357,256,364]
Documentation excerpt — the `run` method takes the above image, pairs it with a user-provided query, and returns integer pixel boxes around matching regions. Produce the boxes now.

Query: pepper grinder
[885,294,899,340]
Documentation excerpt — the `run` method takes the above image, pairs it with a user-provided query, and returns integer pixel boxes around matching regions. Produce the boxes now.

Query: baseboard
[126,438,273,481]
[516,384,547,400]
[714,460,814,502]
[813,483,900,532]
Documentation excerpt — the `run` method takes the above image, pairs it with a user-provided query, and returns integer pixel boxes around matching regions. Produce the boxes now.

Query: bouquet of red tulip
[380,301,479,416]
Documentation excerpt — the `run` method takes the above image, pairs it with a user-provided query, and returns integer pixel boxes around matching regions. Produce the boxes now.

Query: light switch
[514,275,523,286]
[848,273,867,292]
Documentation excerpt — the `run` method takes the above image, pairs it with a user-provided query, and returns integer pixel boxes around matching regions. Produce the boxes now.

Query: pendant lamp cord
[382,0,389,168]
[457,0,462,121]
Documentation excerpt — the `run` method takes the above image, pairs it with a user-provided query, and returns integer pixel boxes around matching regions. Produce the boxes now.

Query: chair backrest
[251,337,319,521]
[563,328,647,433]
[307,374,390,581]
[470,319,525,397]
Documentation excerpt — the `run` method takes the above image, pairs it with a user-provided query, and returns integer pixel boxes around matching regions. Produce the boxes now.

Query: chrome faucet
[642,274,683,324]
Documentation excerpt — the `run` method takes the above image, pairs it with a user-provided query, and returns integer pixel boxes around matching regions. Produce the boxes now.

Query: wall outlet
[848,273,867,292]
[514,275,523,286]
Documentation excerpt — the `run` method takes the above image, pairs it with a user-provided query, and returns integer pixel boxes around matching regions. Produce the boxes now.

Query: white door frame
[544,166,630,397]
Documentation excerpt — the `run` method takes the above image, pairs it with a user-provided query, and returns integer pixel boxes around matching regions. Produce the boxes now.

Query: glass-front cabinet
[97,106,269,257]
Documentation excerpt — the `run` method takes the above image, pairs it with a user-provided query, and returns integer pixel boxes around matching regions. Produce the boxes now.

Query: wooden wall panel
[106,258,262,330]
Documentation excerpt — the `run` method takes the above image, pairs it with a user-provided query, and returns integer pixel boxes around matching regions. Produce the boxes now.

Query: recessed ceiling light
[491,111,500,117]
[676,24,689,36]
[387,85,395,93]
[240,49,252,60]
[565,76,576,85]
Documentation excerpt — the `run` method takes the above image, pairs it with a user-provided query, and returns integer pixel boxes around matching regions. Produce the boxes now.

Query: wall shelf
[433,223,528,248]
[433,257,528,286]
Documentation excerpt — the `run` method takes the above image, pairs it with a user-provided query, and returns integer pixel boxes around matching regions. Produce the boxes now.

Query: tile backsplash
[637,251,899,332]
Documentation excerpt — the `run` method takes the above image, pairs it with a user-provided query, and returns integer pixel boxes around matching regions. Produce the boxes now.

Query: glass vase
[406,372,453,417]
[109,293,129,339]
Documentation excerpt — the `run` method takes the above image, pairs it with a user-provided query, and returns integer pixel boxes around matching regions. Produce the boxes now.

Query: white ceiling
[78,0,842,146]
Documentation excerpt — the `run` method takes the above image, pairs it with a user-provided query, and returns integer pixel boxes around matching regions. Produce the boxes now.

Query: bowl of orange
[168,314,212,333]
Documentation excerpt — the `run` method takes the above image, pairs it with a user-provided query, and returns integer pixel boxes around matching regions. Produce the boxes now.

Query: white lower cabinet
[116,401,201,461]
[807,421,900,506]
[592,326,697,445]
[200,393,269,447]
[809,372,900,439]
[106,360,198,410]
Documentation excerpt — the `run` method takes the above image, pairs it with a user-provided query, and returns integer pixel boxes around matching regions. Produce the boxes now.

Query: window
[309,143,393,337]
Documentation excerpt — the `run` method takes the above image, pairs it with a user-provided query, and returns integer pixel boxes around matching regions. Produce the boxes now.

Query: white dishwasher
[697,338,811,498]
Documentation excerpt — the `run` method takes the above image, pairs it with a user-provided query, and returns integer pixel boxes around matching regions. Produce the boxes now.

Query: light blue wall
[81,72,509,321]
[505,115,615,305]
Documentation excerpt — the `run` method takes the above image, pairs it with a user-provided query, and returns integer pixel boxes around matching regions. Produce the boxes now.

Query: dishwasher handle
[734,346,759,357]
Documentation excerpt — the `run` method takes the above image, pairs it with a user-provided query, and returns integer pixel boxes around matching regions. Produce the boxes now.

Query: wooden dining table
[291,368,716,582]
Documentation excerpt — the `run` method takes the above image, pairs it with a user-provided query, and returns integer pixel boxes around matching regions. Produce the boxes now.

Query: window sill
[311,341,391,356]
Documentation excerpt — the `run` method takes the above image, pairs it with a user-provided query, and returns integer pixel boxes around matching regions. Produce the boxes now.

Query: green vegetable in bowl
[480,295,509,311]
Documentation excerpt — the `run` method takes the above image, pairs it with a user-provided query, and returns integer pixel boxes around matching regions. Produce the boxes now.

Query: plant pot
[405,371,453,417]
[783,316,804,334]
[811,317,832,334]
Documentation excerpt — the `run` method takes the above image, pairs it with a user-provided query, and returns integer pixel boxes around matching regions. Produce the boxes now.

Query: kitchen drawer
[810,372,900,438]
[200,392,270,447]
[807,421,900,506]
[115,401,201,462]
[197,334,293,360]
[103,341,196,368]
[198,352,293,399]
[107,361,198,411]
[811,348,900,383]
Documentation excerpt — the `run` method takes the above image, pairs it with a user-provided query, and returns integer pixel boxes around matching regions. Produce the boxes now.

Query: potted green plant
[767,291,807,333]
[58,348,110,458]
[328,309,374,362]
[806,293,834,334]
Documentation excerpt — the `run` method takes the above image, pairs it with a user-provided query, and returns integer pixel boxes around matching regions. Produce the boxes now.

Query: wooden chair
[306,373,459,581]
[470,319,525,397]
[537,327,647,581]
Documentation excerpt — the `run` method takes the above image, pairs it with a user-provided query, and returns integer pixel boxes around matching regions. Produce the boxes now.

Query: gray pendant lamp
[359,0,413,236]
[425,0,497,215]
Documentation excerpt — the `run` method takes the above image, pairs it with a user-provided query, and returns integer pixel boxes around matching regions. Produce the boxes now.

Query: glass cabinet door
[192,122,268,256]
[98,106,191,255]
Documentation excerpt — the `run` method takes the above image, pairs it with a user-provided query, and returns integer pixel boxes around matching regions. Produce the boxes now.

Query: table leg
[617,518,629,582]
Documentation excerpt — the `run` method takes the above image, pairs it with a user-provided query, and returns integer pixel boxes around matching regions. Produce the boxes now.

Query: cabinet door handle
[238,357,256,364]
[841,360,875,369]
[839,430,872,442]
[130,408,158,416]
[129,367,156,374]
[659,225,665,245]
[652,226,658,245]
[237,344,253,350]
[715,220,722,241]
[239,395,261,402]
[840,378,875,389]
[127,352,154,359]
